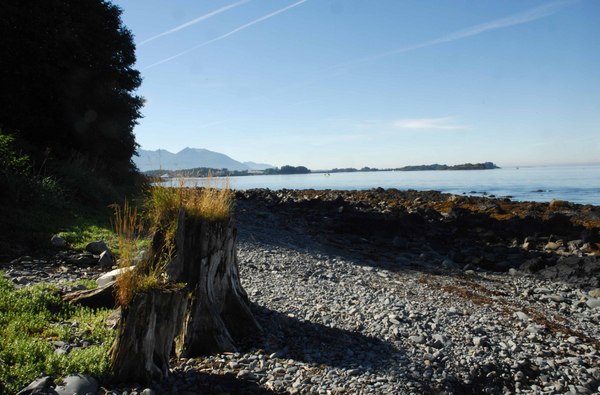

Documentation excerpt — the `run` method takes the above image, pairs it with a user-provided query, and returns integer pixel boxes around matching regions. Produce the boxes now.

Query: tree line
[0,0,142,191]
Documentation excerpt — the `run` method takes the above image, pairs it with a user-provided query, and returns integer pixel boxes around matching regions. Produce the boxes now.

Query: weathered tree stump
[109,288,186,384]
[165,209,260,357]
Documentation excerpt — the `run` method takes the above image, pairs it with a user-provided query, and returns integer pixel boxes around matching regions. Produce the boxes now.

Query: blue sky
[114,0,599,169]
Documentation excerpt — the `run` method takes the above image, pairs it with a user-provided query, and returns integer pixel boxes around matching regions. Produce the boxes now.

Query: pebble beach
[3,189,600,394]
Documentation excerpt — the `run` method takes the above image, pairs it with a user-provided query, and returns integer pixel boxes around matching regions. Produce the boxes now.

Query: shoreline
[234,188,600,289]
[2,188,599,393]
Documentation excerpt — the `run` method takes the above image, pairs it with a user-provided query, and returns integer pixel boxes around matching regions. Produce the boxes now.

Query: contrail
[138,0,252,46]
[255,0,576,99]
[142,0,308,70]
[328,0,577,72]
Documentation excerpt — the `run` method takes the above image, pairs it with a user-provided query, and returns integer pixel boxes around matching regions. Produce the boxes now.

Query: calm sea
[172,165,600,206]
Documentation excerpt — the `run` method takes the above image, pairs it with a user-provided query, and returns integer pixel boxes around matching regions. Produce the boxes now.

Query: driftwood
[166,209,260,357]
[109,288,186,384]
[62,281,116,309]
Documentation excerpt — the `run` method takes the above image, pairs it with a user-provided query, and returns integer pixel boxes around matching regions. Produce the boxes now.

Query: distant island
[398,162,499,171]
[324,162,499,173]
[145,162,499,178]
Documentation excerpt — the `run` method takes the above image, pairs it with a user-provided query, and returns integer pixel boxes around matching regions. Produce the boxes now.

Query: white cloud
[392,117,466,130]
[138,0,251,46]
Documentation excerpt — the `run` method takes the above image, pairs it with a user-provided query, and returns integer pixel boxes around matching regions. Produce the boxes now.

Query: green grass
[63,279,98,290]
[58,224,117,252]
[0,275,114,394]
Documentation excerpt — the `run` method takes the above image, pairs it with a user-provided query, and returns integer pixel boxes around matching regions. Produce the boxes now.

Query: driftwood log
[109,288,186,383]
[63,280,116,309]
[166,209,260,357]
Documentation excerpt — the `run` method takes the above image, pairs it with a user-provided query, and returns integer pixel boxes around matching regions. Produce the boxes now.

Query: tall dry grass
[146,177,233,230]
[111,200,139,306]
[110,200,159,306]
[112,177,233,305]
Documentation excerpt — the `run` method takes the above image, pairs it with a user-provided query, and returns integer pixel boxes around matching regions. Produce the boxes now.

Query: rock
[51,235,67,248]
[549,199,570,209]
[521,257,545,273]
[515,311,530,322]
[346,369,361,376]
[17,376,54,395]
[585,298,600,309]
[96,266,135,287]
[86,240,109,255]
[431,334,450,349]
[98,250,114,268]
[546,294,566,303]
[54,374,98,395]
[409,335,426,344]
[525,324,544,335]
[236,370,256,380]
[66,253,96,266]
[441,259,458,270]
[589,288,600,298]
[545,241,561,251]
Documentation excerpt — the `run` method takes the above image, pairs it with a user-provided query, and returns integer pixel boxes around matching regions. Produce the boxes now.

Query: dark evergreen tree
[0,0,143,181]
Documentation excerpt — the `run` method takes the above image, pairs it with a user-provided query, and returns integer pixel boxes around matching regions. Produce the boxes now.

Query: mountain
[243,161,275,171]
[135,147,254,172]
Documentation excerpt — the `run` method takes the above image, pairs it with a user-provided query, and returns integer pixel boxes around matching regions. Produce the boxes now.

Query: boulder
[98,250,114,268]
[54,374,98,395]
[50,235,67,248]
[85,240,109,255]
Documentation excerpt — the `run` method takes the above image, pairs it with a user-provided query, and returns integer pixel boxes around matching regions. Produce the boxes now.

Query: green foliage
[58,224,117,252]
[0,131,145,256]
[0,276,114,394]
[63,279,98,290]
[0,132,66,207]
[0,133,28,174]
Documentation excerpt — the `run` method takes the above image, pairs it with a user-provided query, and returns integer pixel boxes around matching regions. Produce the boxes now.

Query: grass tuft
[113,177,232,307]
[110,201,147,306]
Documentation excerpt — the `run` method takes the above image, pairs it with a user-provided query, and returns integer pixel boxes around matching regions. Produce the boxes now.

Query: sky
[113,0,600,169]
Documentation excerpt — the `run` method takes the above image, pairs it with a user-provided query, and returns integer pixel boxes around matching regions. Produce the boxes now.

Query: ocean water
[173,165,600,206]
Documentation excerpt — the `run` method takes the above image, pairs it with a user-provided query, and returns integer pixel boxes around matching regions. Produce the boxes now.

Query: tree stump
[165,209,260,357]
[109,288,186,384]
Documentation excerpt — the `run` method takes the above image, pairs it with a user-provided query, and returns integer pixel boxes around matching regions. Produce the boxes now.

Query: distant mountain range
[134,148,274,172]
